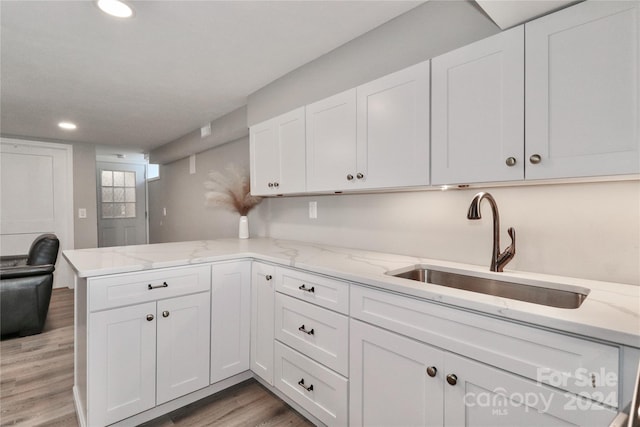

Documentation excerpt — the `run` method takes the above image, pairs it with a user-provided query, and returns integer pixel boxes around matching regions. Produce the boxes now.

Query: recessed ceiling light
[58,121,77,130]
[97,0,133,18]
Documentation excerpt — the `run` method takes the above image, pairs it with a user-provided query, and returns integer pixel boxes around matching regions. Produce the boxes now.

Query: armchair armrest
[0,255,28,268]
[0,264,55,280]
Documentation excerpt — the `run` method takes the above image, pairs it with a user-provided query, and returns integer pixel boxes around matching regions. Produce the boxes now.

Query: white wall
[261,181,640,285]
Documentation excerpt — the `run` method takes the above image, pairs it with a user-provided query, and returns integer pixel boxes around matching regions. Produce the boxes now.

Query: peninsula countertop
[63,238,640,348]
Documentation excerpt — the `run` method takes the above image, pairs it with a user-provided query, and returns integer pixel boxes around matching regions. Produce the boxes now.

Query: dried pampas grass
[204,164,262,216]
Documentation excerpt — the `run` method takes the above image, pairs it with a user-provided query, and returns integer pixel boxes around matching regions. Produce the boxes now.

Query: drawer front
[351,285,620,407]
[276,267,349,314]
[275,293,348,376]
[89,265,211,311]
[274,341,348,427]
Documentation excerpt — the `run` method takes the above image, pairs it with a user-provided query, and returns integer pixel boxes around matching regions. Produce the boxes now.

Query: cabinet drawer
[89,265,211,311]
[276,267,349,314]
[274,341,348,427]
[275,293,348,376]
[351,285,620,407]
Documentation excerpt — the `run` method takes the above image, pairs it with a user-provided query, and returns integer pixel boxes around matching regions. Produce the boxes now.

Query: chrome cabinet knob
[265,274,272,281]
[529,154,542,164]
[356,172,364,179]
[505,157,517,167]
[446,374,458,386]
[268,182,273,188]
[274,182,279,188]
[162,310,170,318]
[346,174,354,181]
[146,314,154,321]
[426,366,437,377]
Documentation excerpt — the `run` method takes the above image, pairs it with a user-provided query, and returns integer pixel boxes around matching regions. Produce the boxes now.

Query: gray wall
[72,141,98,249]
[148,138,268,243]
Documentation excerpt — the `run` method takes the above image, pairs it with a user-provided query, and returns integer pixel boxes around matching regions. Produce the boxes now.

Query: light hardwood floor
[0,288,313,427]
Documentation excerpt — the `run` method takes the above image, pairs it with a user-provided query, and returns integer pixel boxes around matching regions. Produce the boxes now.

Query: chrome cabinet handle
[529,154,542,164]
[162,310,170,318]
[268,182,274,188]
[298,325,314,335]
[146,314,154,321]
[446,374,458,386]
[426,366,437,377]
[346,174,354,181]
[265,274,272,281]
[274,182,279,188]
[298,284,315,293]
[298,378,313,392]
[505,157,517,167]
[356,172,364,179]
[148,282,168,290]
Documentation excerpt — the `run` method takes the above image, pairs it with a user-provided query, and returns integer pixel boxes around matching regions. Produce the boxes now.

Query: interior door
[0,138,74,288]
[96,162,147,247]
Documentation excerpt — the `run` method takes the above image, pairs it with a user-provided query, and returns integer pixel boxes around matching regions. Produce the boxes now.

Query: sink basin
[387,266,589,309]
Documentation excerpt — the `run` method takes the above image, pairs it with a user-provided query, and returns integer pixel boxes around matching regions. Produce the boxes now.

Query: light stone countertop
[63,238,640,348]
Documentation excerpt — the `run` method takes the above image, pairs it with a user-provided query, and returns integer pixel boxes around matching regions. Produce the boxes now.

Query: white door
[432,26,524,185]
[0,138,74,288]
[89,302,157,426]
[349,319,445,427]
[250,262,275,385]
[357,60,430,189]
[210,261,251,383]
[156,292,210,405]
[525,1,640,179]
[306,89,357,192]
[96,162,147,247]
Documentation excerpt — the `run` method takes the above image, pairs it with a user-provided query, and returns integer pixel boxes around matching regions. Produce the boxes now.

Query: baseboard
[72,386,87,427]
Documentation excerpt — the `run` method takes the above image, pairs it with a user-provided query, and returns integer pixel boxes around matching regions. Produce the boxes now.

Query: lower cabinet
[88,291,210,426]
[250,262,276,385]
[350,318,617,427]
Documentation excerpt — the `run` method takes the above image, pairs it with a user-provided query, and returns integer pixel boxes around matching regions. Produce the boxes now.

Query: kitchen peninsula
[64,238,640,426]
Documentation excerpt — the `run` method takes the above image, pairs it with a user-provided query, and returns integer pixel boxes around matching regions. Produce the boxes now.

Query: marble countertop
[63,238,640,348]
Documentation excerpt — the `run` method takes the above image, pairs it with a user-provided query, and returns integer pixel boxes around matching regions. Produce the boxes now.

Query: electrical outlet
[309,201,317,219]
[78,208,87,219]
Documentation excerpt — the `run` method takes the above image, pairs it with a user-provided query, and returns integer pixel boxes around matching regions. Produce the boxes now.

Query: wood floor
[0,288,313,427]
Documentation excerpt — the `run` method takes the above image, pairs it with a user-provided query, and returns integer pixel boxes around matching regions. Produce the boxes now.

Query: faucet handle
[507,227,516,247]
[496,227,516,272]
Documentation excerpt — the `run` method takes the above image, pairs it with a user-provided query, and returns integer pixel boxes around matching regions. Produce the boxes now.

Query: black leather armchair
[1,234,60,337]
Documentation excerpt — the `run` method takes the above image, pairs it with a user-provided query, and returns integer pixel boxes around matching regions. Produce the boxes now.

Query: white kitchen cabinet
[525,0,640,179]
[250,262,276,385]
[250,107,306,195]
[210,261,251,384]
[351,319,617,427]
[431,26,524,185]
[306,62,430,192]
[355,60,430,189]
[306,89,357,192]
[89,291,210,425]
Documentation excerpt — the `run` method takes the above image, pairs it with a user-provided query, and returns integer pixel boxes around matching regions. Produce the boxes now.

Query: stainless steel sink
[387,266,589,309]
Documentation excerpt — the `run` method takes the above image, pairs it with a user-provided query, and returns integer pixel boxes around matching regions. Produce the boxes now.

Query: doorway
[96,162,147,247]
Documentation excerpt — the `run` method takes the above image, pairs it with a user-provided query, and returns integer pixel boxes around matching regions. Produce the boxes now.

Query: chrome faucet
[467,192,516,272]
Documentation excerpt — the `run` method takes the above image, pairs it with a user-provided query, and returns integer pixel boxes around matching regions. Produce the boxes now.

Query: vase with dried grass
[204,163,262,239]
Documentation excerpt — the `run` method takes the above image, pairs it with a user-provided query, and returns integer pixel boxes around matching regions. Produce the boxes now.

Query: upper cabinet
[431,26,524,185]
[525,0,639,179]
[250,107,306,196]
[306,61,430,192]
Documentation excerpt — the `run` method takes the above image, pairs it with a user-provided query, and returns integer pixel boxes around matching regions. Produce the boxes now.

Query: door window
[100,170,136,218]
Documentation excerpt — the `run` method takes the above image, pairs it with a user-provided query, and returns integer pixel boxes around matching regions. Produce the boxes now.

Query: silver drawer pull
[298,378,313,392]
[298,325,314,335]
[298,284,315,293]
[148,282,168,290]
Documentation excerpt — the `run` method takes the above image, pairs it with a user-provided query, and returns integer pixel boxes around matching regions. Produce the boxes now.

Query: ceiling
[0,0,424,152]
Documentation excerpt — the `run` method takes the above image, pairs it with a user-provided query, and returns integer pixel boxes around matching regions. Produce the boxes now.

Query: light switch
[309,201,317,219]
[163,207,167,216]
[78,208,87,218]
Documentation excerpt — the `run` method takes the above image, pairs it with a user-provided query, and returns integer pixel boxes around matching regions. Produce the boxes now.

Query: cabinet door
[211,261,251,383]
[444,353,617,427]
[349,319,444,427]
[526,1,640,179]
[357,60,430,189]
[89,302,156,426]
[156,292,210,405]
[250,262,276,385]
[250,118,280,195]
[432,26,524,185]
[277,107,306,194]
[306,89,357,192]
